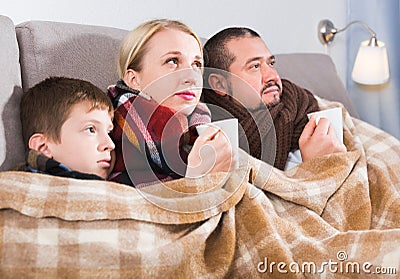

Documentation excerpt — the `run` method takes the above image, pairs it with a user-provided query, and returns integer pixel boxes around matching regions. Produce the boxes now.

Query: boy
[18,76,115,180]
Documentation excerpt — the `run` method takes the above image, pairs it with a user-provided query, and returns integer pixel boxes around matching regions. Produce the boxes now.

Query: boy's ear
[208,73,229,96]
[28,133,52,158]
[123,69,141,90]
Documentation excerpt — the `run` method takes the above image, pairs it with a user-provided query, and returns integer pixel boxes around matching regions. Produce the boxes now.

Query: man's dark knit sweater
[202,79,319,170]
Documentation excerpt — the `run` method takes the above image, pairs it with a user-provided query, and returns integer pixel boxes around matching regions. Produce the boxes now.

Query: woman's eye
[166,57,178,65]
[193,61,203,69]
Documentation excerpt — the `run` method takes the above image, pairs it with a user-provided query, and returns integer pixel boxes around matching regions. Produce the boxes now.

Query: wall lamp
[318,19,389,85]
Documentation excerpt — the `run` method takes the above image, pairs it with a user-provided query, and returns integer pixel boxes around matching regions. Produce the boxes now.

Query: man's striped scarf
[108,80,211,186]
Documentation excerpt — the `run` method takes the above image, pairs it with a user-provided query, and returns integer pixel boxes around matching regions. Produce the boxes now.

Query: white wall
[2,0,348,80]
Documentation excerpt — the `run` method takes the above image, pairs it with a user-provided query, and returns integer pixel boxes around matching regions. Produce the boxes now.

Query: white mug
[307,107,343,143]
[196,118,239,168]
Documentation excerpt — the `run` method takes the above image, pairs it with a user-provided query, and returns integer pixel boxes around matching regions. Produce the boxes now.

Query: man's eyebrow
[245,56,263,65]
[244,55,275,65]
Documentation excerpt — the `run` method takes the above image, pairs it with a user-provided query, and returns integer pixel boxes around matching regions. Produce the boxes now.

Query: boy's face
[46,101,115,179]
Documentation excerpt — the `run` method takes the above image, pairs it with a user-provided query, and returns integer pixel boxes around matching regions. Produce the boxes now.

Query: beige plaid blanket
[1,98,399,278]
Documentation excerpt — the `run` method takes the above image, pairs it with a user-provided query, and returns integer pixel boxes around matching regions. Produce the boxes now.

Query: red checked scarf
[108,80,211,187]
[203,79,319,170]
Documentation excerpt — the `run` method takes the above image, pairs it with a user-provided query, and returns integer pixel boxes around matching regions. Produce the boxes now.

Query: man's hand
[299,115,347,162]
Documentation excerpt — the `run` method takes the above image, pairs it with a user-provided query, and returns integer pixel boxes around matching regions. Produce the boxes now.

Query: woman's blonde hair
[118,19,202,78]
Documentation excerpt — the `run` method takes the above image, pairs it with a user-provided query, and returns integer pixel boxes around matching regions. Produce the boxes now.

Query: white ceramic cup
[196,118,239,168]
[307,107,343,143]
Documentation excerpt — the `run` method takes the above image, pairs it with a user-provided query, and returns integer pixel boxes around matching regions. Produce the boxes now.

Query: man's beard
[265,93,281,108]
[262,81,281,109]
[225,79,281,111]
[227,84,265,111]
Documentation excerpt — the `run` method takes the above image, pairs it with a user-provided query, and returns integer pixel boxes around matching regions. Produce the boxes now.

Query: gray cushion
[0,15,24,171]
[16,20,129,92]
[275,53,358,117]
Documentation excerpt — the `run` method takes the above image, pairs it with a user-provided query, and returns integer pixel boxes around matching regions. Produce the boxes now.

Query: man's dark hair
[203,27,260,73]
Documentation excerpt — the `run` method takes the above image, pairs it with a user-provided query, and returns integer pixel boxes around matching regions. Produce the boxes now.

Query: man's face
[46,101,115,179]
[226,36,283,110]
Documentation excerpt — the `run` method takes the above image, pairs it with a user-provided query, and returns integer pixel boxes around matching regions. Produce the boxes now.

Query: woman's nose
[182,68,202,86]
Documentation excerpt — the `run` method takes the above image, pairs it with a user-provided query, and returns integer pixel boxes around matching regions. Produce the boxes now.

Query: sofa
[3,15,400,278]
[0,14,358,172]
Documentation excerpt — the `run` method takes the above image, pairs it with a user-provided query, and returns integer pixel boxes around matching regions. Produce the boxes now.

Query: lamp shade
[351,40,390,85]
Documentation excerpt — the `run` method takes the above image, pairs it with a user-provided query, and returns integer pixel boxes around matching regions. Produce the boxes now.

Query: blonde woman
[108,19,235,186]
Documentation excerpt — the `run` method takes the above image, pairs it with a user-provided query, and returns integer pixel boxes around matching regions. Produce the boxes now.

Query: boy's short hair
[20,76,114,149]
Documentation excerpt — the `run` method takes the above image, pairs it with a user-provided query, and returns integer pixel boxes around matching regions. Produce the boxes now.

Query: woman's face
[126,28,203,116]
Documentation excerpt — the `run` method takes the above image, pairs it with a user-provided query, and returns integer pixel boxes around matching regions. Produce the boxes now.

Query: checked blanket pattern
[0,98,399,278]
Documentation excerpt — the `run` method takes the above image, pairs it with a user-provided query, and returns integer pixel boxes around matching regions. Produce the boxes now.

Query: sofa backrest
[275,53,357,117]
[0,15,24,171]
[16,20,128,93]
